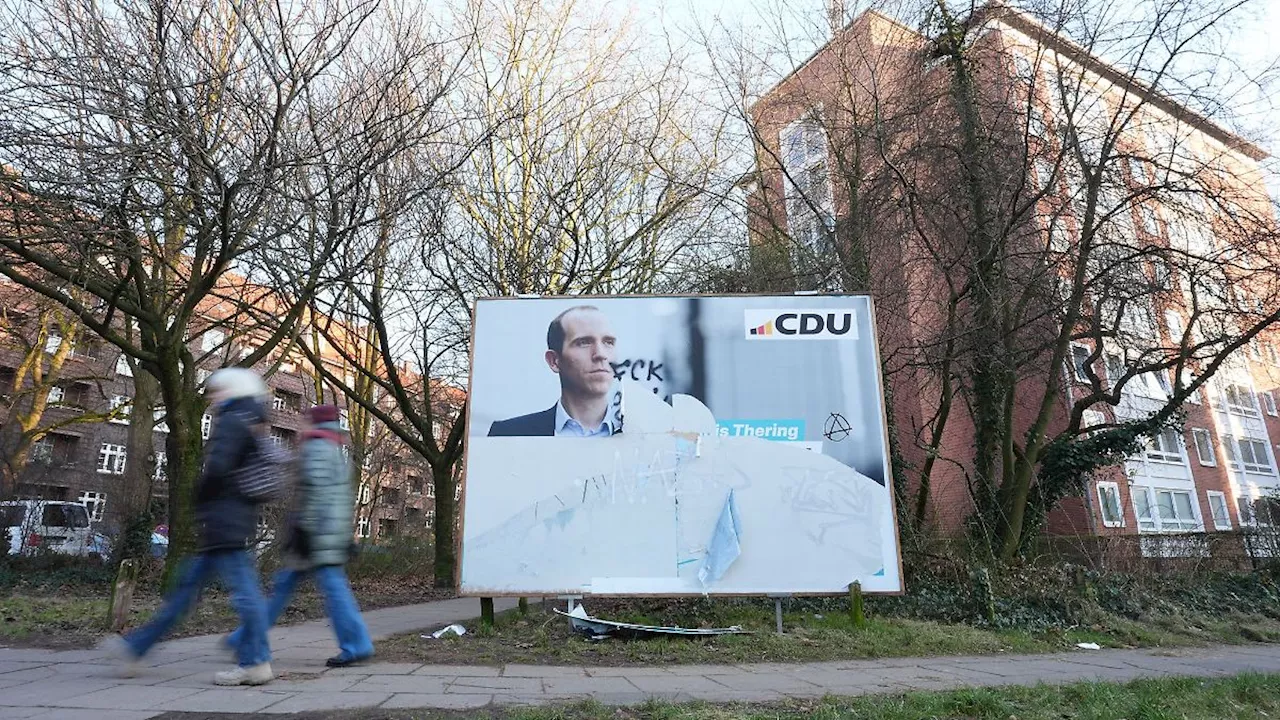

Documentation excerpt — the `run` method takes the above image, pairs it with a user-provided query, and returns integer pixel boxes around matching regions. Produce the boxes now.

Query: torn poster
[698,489,741,588]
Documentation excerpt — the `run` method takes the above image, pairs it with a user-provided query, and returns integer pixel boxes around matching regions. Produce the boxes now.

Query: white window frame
[108,395,131,424]
[1223,435,1276,476]
[201,413,213,440]
[359,483,372,505]
[1145,428,1185,464]
[1191,428,1216,467]
[1096,481,1124,528]
[153,409,169,434]
[44,333,62,354]
[78,491,107,523]
[201,328,225,353]
[356,516,370,538]
[779,113,835,254]
[97,443,127,475]
[46,386,64,405]
[154,452,167,481]
[1206,491,1231,530]
[1132,485,1202,533]
[1261,391,1278,417]
[30,435,54,464]
[1224,384,1260,417]
[1069,343,1092,382]
[115,354,133,377]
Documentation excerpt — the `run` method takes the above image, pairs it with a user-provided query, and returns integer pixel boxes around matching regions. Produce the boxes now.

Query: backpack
[231,422,291,503]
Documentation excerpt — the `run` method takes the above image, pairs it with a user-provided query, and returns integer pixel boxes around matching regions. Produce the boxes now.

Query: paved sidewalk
[3,601,1280,718]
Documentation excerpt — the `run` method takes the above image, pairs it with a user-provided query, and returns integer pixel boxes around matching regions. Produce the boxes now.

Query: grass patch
[374,597,1280,667]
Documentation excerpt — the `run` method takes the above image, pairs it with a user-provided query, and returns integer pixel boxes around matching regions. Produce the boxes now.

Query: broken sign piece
[423,624,467,639]
[555,605,749,638]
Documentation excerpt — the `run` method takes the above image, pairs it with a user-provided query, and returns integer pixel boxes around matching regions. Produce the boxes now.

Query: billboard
[460,294,903,596]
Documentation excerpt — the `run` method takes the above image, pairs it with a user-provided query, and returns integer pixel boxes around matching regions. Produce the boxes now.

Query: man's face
[546,309,617,397]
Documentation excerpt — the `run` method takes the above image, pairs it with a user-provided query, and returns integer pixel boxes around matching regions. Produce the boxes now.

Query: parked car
[1,500,93,556]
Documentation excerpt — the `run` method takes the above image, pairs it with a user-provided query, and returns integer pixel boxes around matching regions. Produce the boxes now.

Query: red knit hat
[309,404,341,423]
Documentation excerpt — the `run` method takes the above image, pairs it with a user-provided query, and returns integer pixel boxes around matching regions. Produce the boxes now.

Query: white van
[1,500,93,556]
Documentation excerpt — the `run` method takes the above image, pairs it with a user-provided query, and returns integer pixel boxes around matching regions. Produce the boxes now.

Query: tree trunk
[155,349,202,582]
[430,460,458,589]
[118,369,159,558]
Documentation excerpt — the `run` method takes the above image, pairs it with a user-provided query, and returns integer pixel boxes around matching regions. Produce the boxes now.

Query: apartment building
[0,282,441,546]
[747,3,1280,549]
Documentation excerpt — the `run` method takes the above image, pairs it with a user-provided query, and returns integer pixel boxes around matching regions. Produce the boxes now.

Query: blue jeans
[228,565,373,661]
[124,550,270,667]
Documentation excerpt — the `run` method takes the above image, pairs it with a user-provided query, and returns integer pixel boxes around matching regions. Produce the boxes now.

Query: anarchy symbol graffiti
[824,413,852,442]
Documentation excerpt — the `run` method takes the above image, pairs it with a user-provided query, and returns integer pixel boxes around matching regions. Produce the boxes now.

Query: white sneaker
[214,662,273,686]
[100,636,140,678]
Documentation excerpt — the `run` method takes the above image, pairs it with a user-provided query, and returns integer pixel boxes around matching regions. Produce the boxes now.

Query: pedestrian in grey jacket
[226,404,374,666]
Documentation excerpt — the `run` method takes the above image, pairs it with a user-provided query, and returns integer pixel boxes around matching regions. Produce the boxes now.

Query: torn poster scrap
[555,605,749,638]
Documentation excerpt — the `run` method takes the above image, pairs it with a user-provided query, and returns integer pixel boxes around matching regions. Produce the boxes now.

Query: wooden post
[480,597,495,626]
[108,559,138,632]
[518,597,528,616]
[848,581,866,628]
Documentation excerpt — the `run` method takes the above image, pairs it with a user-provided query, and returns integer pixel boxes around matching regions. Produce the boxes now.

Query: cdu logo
[744,309,858,340]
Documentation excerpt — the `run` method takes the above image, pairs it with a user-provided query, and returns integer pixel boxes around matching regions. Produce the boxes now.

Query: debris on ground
[422,624,467,639]
[1076,642,1102,650]
[555,604,749,639]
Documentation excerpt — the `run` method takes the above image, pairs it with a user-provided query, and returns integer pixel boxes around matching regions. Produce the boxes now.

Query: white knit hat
[204,367,268,405]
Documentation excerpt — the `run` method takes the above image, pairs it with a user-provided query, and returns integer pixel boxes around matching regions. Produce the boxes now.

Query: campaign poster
[460,295,903,595]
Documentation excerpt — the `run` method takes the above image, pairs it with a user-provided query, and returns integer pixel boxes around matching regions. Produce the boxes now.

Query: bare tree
[715,0,1280,557]
[0,0,401,569]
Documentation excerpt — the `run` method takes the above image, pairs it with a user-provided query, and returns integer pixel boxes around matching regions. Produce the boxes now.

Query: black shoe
[326,653,371,668]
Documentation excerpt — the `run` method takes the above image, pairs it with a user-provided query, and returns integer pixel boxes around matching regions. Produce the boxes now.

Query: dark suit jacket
[488,406,557,437]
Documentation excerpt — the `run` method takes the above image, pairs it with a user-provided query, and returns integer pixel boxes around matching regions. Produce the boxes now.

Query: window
[1223,435,1275,475]
[1138,204,1160,235]
[381,487,402,506]
[1127,155,1150,186]
[108,396,131,424]
[201,414,212,440]
[1105,353,1126,389]
[1155,488,1200,531]
[426,509,436,527]
[1096,482,1123,527]
[378,518,398,538]
[153,409,169,433]
[779,115,834,254]
[358,484,372,505]
[97,443,126,475]
[201,328,225,353]
[72,341,98,361]
[410,476,423,495]
[269,427,295,448]
[78,491,107,523]
[1261,391,1278,417]
[1268,343,1280,365]
[1145,428,1184,464]
[1224,384,1260,416]
[1191,428,1216,466]
[46,386,64,405]
[196,368,210,387]
[1254,496,1280,526]
[426,481,436,499]
[30,436,53,464]
[153,452,167,481]
[339,409,350,430]
[356,516,370,538]
[1206,491,1231,530]
[1133,486,1158,531]
[272,391,302,413]
[44,333,62,354]
[115,354,133,377]
[1070,344,1092,382]
[1238,496,1257,526]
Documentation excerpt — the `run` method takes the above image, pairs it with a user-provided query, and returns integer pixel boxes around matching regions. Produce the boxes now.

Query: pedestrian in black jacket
[105,368,275,686]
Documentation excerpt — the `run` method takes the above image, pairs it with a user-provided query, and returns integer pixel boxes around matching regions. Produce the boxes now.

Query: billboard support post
[768,594,789,635]
[480,597,495,626]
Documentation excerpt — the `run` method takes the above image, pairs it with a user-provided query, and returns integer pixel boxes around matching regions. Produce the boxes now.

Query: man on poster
[488,305,619,438]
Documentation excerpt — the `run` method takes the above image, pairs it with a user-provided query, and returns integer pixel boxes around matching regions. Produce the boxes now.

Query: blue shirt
[554,401,615,438]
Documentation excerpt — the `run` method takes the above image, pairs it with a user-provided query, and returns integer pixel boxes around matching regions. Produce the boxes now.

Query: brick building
[747,3,1280,551]
[0,280,443,546]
